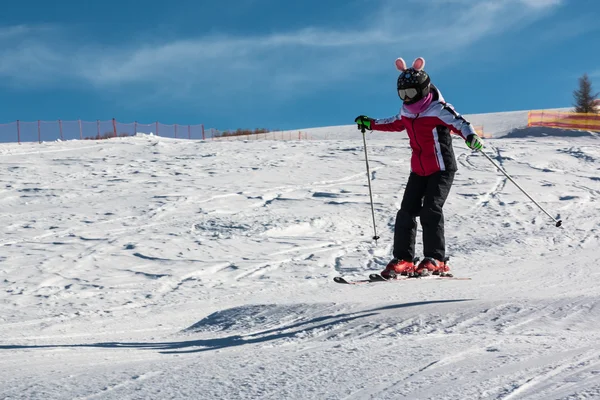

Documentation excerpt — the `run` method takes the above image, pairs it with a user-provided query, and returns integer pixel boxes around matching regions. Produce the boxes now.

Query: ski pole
[360,125,381,243]
[478,149,562,228]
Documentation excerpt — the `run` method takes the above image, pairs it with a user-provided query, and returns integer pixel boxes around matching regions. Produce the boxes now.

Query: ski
[333,273,471,284]
[333,277,371,285]
[369,273,471,281]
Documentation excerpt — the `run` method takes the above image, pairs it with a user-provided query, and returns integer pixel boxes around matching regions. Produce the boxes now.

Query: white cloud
[0,0,564,99]
[518,0,563,8]
[0,25,30,39]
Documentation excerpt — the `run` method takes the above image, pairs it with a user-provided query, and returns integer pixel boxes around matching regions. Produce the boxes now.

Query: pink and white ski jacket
[372,85,477,177]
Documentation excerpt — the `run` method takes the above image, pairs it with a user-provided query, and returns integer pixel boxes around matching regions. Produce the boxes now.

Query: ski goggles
[398,88,419,101]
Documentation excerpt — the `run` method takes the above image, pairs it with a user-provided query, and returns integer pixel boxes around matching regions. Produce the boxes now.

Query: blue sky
[1,0,599,131]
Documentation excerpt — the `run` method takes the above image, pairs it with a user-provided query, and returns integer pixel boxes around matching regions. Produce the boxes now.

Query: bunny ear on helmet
[412,57,425,71]
[395,58,407,71]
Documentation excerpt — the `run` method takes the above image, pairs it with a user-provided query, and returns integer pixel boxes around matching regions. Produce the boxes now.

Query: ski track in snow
[1,128,600,399]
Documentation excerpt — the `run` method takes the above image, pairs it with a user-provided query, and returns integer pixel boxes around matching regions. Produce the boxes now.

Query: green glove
[355,115,373,131]
[466,134,484,150]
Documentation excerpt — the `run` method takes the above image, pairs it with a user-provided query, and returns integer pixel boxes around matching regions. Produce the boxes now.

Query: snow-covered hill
[1,115,599,399]
[280,107,583,140]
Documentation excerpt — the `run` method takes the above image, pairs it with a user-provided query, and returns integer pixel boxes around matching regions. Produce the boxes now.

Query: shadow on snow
[0,299,472,355]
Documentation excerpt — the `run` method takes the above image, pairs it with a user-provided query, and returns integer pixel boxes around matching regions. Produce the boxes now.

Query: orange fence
[0,119,491,144]
[0,119,315,144]
[528,110,600,132]
[0,119,209,144]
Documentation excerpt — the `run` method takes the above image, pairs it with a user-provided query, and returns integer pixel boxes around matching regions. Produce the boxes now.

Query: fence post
[134,121,138,135]
[174,124,178,138]
[201,124,205,140]
[59,120,63,141]
[112,118,117,137]
[78,119,82,140]
[16,120,20,144]
[38,120,41,144]
[156,121,159,136]
[97,120,100,139]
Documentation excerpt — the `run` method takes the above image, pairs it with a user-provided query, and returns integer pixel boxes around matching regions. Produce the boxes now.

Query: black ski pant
[393,170,455,262]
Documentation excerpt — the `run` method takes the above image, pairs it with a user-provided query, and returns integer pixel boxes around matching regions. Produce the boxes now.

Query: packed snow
[1,111,599,399]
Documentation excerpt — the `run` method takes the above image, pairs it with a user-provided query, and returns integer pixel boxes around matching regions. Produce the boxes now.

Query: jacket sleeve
[372,115,406,132]
[436,103,477,140]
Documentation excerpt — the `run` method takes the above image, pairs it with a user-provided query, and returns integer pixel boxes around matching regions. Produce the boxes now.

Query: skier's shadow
[0,299,471,354]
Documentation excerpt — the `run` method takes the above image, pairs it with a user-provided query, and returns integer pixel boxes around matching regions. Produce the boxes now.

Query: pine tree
[573,73,599,114]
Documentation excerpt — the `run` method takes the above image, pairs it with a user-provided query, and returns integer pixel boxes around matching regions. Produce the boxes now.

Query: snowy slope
[294,108,533,140]
[1,117,600,399]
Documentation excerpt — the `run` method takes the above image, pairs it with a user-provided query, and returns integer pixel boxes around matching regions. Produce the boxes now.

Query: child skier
[355,57,484,279]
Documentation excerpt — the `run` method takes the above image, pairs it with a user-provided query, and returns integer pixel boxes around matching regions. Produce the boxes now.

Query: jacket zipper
[411,113,425,174]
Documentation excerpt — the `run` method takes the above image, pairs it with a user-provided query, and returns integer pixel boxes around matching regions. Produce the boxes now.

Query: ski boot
[414,257,452,277]
[380,258,418,279]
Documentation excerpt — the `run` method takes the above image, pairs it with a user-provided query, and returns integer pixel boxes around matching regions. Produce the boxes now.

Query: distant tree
[573,73,599,113]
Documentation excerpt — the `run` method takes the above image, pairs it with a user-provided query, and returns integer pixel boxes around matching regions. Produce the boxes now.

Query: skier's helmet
[396,57,430,105]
